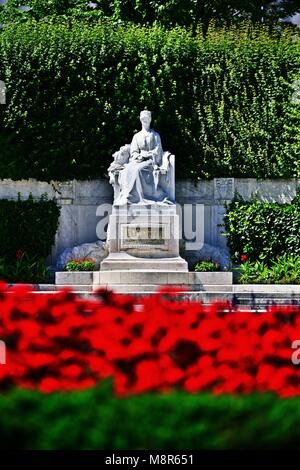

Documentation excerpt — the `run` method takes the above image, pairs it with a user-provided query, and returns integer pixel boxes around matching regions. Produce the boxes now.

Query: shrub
[224,192,300,264]
[0,193,60,260]
[194,260,220,272]
[0,194,60,282]
[0,21,299,181]
[66,258,96,271]
[2,386,300,449]
[0,253,50,283]
[238,254,300,284]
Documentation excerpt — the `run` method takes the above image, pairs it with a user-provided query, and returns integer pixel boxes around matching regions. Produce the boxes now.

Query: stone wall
[1,178,299,265]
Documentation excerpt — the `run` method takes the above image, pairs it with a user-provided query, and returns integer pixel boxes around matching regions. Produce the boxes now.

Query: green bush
[194,260,220,272]
[0,194,60,260]
[0,21,299,181]
[1,384,300,449]
[66,258,96,271]
[0,194,60,282]
[0,253,50,283]
[224,192,300,265]
[238,254,300,284]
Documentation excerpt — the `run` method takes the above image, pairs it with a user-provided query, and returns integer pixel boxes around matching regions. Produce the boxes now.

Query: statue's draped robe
[115,129,166,206]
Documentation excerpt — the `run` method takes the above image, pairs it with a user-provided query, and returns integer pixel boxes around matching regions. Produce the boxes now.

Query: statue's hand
[137,152,152,162]
[140,150,149,159]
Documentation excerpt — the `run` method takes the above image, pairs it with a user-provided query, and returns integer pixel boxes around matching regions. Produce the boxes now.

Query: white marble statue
[108,110,175,206]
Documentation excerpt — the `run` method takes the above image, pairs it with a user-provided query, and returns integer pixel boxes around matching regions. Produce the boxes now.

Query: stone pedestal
[101,253,188,271]
[101,204,188,272]
[55,270,233,292]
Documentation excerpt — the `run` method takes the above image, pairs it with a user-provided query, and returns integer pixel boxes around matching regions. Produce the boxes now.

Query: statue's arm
[153,133,163,156]
[157,133,163,152]
[130,135,140,161]
[151,132,163,167]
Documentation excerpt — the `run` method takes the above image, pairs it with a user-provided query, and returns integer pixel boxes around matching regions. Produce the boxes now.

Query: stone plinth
[95,271,232,286]
[101,204,188,272]
[100,253,188,271]
[56,270,232,291]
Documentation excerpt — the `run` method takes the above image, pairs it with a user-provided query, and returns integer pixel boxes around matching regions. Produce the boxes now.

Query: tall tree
[1,0,300,29]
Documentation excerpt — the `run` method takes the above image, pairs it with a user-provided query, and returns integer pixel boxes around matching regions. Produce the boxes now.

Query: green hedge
[0,194,60,282]
[224,192,300,264]
[0,21,299,181]
[0,194,60,260]
[0,383,300,449]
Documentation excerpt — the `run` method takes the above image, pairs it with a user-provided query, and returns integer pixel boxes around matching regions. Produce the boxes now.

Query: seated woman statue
[108,110,174,206]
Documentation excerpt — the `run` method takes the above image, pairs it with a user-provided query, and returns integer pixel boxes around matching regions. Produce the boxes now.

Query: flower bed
[0,283,300,397]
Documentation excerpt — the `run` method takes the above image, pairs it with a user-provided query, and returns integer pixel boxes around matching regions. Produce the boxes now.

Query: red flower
[15,249,24,261]
[133,360,162,393]
[39,378,61,394]
[0,286,300,397]
[60,364,82,379]
[241,254,247,263]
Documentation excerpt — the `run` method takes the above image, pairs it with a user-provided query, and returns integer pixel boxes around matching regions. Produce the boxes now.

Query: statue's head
[140,110,152,129]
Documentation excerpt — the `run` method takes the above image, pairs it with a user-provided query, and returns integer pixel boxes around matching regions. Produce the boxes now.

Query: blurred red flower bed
[0,282,300,397]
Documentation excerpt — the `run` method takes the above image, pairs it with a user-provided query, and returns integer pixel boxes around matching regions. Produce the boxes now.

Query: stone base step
[100,253,188,271]
[96,271,233,286]
[30,290,300,308]
[8,283,300,307]
[92,284,233,293]
[56,270,233,286]
[53,285,93,292]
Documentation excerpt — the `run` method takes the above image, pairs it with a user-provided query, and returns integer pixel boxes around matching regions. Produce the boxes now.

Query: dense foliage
[0,253,50,283]
[1,0,299,31]
[1,284,300,397]
[0,195,60,281]
[1,386,300,449]
[0,22,299,181]
[239,254,300,284]
[224,192,300,265]
[66,258,96,271]
[194,260,220,272]
[0,194,60,260]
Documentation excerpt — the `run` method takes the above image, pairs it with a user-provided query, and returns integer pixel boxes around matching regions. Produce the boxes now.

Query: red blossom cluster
[0,282,300,397]
[68,258,95,264]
